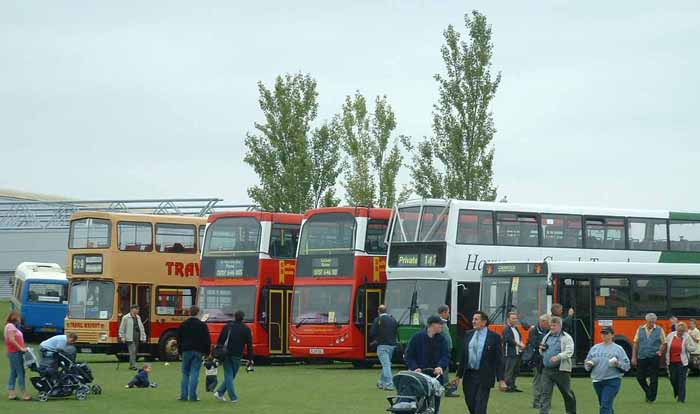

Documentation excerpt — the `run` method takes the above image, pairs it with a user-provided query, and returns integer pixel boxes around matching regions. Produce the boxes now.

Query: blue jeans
[377,345,395,387]
[593,377,621,414]
[216,356,241,401]
[7,352,25,392]
[180,351,203,400]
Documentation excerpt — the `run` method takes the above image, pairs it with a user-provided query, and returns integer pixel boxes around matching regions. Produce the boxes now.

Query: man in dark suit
[452,311,507,414]
[502,311,525,392]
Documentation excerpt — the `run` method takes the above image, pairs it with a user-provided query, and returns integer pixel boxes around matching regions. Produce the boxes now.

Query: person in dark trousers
[369,304,398,390]
[405,315,449,414]
[452,311,507,414]
[204,356,219,392]
[664,321,697,403]
[527,314,550,409]
[502,311,525,392]
[177,305,211,401]
[214,310,253,403]
[538,316,576,414]
[631,313,666,403]
[550,303,574,335]
[437,304,458,397]
[118,304,146,370]
[126,363,157,388]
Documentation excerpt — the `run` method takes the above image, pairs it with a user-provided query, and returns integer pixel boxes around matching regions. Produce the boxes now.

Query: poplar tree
[407,10,501,201]
[338,92,403,208]
[244,73,341,212]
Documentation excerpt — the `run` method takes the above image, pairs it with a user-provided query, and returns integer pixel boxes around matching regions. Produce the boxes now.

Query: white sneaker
[214,392,226,401]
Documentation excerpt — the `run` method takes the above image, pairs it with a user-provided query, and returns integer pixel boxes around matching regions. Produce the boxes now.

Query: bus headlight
[99,333,108,342]
[72,255,103,274]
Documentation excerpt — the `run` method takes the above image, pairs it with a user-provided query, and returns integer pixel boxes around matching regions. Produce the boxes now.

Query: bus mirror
[546,283,554,296]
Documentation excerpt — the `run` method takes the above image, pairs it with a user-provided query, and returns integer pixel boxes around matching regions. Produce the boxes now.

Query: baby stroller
[386,369,444,414]
[25,346,102,402]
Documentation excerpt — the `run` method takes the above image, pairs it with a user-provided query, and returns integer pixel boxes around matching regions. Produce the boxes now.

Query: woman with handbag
[4,310,30,401]
[213,310,253,403]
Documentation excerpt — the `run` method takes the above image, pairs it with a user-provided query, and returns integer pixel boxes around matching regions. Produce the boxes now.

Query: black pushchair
[386,369,444,414]
[25,346,102,402]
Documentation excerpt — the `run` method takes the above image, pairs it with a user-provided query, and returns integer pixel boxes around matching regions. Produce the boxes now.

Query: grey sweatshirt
[584,342,631,382]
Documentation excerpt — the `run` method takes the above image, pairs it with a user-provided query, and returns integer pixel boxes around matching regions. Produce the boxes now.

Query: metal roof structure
[0,198,256,231]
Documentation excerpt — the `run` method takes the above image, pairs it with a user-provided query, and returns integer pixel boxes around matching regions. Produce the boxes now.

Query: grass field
[2,300,700,414]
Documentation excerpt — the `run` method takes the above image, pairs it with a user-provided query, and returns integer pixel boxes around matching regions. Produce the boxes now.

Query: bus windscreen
[293,285,352,325]
[298,213,355,256]
[203,217,261,256]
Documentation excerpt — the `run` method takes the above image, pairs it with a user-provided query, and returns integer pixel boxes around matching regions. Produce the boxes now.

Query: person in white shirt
[502,311,525,392]
[688,319,700,370]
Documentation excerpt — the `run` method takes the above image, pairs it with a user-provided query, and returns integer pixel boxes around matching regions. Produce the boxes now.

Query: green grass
[2,300,700,414]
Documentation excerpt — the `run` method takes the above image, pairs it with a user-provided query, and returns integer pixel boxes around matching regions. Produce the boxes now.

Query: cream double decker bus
[64,211,206,361]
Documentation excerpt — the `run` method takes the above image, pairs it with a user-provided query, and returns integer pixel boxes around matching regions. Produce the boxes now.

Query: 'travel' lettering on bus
[165,261,200,277]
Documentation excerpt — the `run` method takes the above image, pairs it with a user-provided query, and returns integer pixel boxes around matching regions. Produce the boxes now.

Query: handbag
[212,325,231,359]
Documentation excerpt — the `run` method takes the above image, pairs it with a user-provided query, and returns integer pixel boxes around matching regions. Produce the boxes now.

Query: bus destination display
[215,258,245,277]
[312,257,339,276]
[396,253,439,268]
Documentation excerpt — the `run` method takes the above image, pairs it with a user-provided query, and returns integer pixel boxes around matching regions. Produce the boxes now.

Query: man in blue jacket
[405,315,449,414]
[452,311,507,414]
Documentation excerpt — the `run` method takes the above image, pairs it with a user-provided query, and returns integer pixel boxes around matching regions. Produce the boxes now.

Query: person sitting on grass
[125,363,158,388]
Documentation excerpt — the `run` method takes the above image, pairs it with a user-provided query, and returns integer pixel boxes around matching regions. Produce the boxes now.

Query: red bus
[199,211,302,360]
[289,207,391,366]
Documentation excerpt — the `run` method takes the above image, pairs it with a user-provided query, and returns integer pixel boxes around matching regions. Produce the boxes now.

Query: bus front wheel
[158,331,179,362]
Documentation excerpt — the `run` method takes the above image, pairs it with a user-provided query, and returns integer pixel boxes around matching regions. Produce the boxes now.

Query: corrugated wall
[0,272,12,300]
[0,229,68,299]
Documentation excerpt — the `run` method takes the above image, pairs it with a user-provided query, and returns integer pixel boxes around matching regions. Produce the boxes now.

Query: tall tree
[244,73,340,212]
[407,10,500,201]
[338,92,403,208]
[310,123,342,208]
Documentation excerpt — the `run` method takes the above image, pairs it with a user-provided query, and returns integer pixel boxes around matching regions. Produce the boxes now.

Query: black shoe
[511,388,524,393]
[129,367,138,371]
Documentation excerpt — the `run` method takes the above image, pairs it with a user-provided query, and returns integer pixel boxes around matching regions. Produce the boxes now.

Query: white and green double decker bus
[385,199,700,358]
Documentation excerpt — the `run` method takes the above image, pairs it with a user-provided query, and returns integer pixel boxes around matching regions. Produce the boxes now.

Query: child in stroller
[25,346,101,402]
[386,368,444,414]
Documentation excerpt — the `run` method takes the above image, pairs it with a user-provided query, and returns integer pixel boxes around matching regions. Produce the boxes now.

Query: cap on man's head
[601,326,614,335]
[426,315,443,326]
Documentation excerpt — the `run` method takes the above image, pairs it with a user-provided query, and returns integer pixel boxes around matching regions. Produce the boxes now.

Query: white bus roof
[396,198,683,219]
[14,262,67,281]
[491,260,700,276]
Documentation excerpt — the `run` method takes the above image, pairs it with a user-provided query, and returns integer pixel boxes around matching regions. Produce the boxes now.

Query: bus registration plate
[310,348,324,355]
[81,348,92,353]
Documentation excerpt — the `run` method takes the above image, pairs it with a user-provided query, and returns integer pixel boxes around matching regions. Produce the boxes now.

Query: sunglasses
[600,331,613,335]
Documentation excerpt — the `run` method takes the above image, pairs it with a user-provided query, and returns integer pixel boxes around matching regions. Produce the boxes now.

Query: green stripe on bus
[669,212,700,221]
[660,251,700,263]
[398,325,422,343]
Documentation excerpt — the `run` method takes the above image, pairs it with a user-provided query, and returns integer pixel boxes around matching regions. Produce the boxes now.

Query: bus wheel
[158,331,179,361]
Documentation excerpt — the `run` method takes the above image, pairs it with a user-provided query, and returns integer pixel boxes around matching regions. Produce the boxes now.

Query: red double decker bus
[289,207,391,366]
[199,211,302,359]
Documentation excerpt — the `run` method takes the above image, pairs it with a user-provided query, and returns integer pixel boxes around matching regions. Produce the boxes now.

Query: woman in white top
[665,322,698,403]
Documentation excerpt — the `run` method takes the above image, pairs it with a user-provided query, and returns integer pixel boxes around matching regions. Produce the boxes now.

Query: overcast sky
[1,1,698,211]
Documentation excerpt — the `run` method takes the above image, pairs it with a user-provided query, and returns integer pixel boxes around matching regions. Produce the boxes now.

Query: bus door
[457,282,480,337]
[365,289,382,357]
[268,289,291,354]
[559,277,593,364]
[136,285,151,346]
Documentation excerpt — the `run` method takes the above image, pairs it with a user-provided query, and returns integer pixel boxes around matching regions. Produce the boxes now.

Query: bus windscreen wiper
[295,317,313,328]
